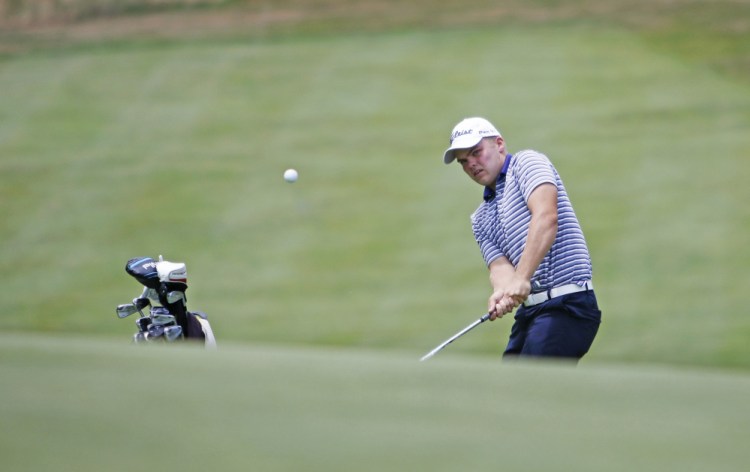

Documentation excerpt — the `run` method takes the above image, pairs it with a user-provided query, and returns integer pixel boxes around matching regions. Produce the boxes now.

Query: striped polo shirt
[470,150,592,291]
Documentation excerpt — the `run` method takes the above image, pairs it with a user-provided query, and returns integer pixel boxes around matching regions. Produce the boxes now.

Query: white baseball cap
[442,117,501,164]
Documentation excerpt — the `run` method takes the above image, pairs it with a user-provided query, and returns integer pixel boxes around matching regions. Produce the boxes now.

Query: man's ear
[496,136,506,154]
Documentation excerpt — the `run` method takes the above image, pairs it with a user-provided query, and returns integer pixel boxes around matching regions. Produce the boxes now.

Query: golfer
[443,117,601,359]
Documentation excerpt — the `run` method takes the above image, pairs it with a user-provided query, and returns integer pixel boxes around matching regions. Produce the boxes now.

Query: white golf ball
[283,168,298,183]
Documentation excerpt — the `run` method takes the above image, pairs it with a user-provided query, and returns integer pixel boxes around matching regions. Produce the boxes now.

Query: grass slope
[2,1,749,86]
[2,333,750,472]
[1,2,749,369]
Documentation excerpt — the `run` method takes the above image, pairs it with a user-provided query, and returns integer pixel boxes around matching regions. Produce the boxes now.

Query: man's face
[454,137,505,187]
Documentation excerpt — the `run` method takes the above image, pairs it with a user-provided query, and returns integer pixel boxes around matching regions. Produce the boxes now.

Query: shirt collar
[483,154,512,202]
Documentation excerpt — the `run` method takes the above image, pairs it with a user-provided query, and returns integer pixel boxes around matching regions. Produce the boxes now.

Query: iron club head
[116,303,138,319]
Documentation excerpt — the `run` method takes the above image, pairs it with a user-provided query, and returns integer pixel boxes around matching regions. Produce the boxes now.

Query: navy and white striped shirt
[471,150,592,291]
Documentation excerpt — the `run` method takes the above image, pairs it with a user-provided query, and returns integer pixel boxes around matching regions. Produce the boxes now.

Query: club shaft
[420,313,491,361]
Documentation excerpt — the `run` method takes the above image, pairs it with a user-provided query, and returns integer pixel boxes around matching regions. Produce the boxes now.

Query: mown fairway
[2,333,750,472]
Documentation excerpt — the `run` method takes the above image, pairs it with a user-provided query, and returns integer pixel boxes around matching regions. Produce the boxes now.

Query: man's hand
[487,274,531,320]
[488,258,516,320]
[504,274,532,307]
[488,292,518,320]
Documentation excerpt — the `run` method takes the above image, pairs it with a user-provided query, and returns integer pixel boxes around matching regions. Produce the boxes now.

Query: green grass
[2,5,750,467]
[1,1,749,369]
[2,333,750,472]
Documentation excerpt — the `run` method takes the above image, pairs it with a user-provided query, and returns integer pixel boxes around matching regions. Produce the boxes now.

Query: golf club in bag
[115,255,216,348]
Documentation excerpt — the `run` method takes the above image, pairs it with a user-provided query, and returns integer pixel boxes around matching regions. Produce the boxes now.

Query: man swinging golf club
[442,117,602,360]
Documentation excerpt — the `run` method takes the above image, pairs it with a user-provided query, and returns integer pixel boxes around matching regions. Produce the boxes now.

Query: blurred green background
[2,0,749,368]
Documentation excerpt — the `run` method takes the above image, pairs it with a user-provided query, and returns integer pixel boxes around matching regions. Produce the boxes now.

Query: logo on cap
[450,128,474,143]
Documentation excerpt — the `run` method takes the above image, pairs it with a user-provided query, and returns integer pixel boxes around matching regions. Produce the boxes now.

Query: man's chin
[475,176,492,186]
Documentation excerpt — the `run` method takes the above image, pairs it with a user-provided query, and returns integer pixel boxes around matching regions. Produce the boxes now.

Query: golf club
[166,291,185,304]
[134,297,150,311]
[420,312,492,361]
[150,313,177,327]
[116,303,139,319]
[163,325,183,342]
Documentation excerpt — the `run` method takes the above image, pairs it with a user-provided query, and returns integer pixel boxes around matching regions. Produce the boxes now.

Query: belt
[523,281,593,307]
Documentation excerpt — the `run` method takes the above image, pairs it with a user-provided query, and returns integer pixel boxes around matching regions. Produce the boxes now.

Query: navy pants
[504,290,601,360]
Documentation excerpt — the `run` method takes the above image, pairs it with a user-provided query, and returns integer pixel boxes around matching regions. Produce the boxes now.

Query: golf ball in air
[283,168,298,183]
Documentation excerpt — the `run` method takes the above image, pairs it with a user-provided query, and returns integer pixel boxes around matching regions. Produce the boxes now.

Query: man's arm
[487,256,515,320]
[505,182,559,304]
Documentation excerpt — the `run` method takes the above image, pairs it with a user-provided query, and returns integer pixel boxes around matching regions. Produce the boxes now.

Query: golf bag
[116,256,216,348]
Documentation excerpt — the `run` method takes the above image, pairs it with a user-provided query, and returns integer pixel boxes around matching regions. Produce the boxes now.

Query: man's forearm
[516,211,557,281]
[489,257,515,290]
[515,183,559,282]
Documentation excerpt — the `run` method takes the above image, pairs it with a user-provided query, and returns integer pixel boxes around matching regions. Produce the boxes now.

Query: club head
[133,331,146,344]
[133,297,150,311]
[116,303,138,319]
[139,287,160,304]
[136,316,151,332]
[166,291,185,305]
[164,325,183,342]
[151,313,177,327]
[147,323,166,339]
